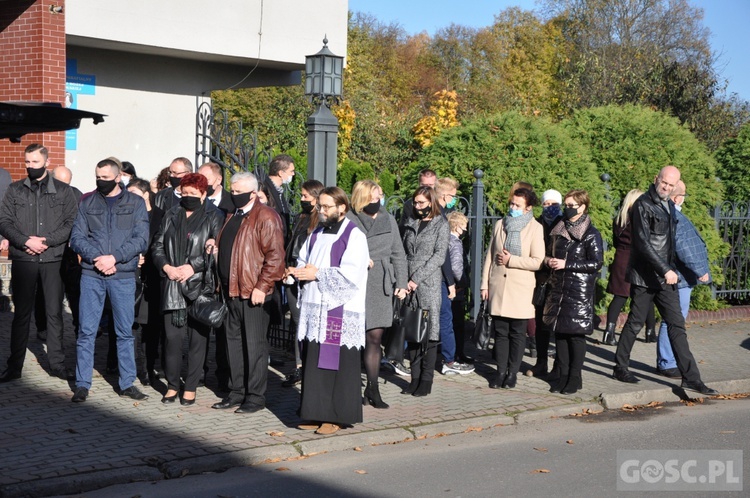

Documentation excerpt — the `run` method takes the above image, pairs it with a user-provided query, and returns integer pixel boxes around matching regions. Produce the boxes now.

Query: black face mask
[231,192,252,210]
[362,201,381,215]
[27,167,46,180]
[180,195,202,212]
[563,207,579,220]
[300,200,314,214]
[414,207,430,219]
[206,185,215,197]
[169,176,182,189]
[96,179,118,196]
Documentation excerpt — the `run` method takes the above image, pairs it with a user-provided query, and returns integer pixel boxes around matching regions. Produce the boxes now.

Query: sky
[348,0,750,102]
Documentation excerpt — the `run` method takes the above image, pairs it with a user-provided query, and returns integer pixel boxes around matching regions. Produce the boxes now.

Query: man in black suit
[262,154,294,241]
[198,162,234,215]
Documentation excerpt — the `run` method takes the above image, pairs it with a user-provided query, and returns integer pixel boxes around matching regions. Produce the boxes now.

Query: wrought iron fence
[713,200,750,303]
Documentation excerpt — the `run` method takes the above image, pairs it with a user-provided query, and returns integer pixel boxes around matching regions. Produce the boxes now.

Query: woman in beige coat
[480,188,544,389]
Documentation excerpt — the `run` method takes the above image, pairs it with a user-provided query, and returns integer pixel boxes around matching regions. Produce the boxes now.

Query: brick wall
[0,0,66,179]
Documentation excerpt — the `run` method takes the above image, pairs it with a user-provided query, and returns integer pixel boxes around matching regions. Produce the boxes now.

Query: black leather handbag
[187,253,227,329]
[383,297,407,362]
[400,293,430,345]
[532,279,549,307]
[473,301,492,350]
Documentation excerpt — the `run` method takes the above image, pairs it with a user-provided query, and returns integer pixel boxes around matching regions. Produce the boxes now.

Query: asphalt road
[67,396,749,498]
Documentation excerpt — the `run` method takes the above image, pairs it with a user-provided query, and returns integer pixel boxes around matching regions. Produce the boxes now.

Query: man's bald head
[655,165,681,200]
[670,180,687,207]
[54,166,73,185]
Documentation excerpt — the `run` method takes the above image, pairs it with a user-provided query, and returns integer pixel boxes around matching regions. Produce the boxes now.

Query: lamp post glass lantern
[305,37,342,187]
[305,37,343,102]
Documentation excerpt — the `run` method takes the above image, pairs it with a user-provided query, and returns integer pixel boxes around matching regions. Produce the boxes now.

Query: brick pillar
[0,0,66,180]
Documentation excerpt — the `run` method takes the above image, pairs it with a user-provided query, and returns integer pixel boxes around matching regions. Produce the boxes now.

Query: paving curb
[409,414,515,438]
[515,402,604,424]
[600,378,750,409]
[0,466,162,498]
[161,444,302,479]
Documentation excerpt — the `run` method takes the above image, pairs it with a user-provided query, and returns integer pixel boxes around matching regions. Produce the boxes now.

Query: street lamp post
[305,37,343,187]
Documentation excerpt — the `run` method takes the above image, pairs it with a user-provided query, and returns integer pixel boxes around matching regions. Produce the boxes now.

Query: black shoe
[644,328,657,343]
[657,367,681,379]
[401,378,420,395]
[212,397,242,410]
[601,322,618,346]
[489,372,506,389]
[282,367,302,388]
[363,381,389,409]
[161,394,178,404]
[412,380,432,397]
[180,397,196,406]
[0,370,21,383]
[235,401,265,414]
[613,368,640,384]
[71,387,88,403]
[681,380,719,396]
[120,386,149,400]
[550,375,568,393]
[50,368,74,381]
[561,376,582,395]
[502,372,517,389]
[138,372,151,386]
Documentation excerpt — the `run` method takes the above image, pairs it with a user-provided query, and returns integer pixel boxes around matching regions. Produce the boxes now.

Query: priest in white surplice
[292,186,370,435]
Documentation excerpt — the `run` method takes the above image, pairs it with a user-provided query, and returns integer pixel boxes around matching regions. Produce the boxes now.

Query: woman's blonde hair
[447,211,468,232]
[351,179,381,213]
[616,189,643,228]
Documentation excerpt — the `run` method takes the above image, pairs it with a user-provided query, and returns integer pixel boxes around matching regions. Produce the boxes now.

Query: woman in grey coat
[350,180,408,409]
[401,186,450,397]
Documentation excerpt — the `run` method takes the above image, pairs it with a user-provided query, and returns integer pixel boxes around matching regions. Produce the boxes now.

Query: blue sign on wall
[65,59,96,150]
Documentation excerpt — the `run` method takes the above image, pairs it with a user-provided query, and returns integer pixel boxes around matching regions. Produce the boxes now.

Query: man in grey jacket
[0,144,78,382]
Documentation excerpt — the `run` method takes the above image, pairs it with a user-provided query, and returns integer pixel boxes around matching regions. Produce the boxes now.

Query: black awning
[0,102,106,143]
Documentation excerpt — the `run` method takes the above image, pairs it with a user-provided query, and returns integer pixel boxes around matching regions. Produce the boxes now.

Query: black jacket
[543,220,603,336]
[262,176,290,242]
[627,183,676,289]
[0,174,78,262]
[151,202,224,311]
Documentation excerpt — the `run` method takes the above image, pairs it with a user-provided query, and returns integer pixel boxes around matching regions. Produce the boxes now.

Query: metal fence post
[470,169,485,320]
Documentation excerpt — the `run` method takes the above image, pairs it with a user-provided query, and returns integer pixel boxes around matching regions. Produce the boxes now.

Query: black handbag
[400,293,430,345]
[383,297,407,362]
[473,301,492,350]
[187,252,227,329]
[532,276,550,308]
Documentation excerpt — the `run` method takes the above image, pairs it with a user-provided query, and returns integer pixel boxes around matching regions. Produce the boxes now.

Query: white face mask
[282,171,294,185]
[121,175,130,187]
[674,203,682,212]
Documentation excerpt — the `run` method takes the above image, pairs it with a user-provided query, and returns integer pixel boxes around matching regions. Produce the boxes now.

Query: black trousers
[452,298,466,360]
[615,284,701,382]
[7,260,65,372]
[607,294,655,329]
[492,316,527,375]
[555,334,586,378]
[163,312,210,392]
[203,323,229,385]
[225,296,271,406]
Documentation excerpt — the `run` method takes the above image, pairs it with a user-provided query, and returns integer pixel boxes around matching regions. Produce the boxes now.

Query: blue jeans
[440,281,456,363]
[76,275,137,390]
[656,287,692,371]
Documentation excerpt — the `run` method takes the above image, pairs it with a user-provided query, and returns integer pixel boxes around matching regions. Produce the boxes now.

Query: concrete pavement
[0,309,748,497]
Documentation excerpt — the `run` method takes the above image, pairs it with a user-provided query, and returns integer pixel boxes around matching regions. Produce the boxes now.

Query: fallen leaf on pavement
[275,467,290,472]
[465,427,483,433]
[354,447,362,451]
[531,469,550,474]
[645,401,663,407]
[566,440,574,444]
[268,431,285,437]
[355,470,368,474]
[533,447,548,453]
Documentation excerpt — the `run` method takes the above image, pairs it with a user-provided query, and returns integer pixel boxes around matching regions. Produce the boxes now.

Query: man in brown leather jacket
[213,171,285,414]
[613,166,718,396]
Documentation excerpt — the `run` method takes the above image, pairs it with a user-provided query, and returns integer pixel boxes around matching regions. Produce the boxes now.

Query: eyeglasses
[675,194,689,198]
[414,200,430,207]
[564,203,580,209]
[318,204,338,211]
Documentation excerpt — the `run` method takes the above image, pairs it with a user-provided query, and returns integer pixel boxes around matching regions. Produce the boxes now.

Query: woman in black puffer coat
[543,189,603,395]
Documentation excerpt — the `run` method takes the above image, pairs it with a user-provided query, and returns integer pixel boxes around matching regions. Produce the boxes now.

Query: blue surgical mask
[446,197,457,209]
[509,209,523,218]
[380,197,386,206]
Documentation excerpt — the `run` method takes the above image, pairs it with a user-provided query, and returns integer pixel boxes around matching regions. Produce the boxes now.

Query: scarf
[551,213,590,241]
[503,210,534,256]
[171,201,207,326]
[306,220,356,371]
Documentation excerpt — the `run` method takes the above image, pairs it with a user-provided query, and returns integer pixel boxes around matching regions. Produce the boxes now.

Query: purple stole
[307,220,356,370]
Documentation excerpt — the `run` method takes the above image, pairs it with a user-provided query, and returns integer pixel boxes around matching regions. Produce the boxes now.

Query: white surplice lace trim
[316,267,358,309]
[298,302,365,350]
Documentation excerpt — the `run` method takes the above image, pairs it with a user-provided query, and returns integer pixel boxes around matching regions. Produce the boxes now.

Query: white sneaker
[390,361,411,377]
[442,361,475,375]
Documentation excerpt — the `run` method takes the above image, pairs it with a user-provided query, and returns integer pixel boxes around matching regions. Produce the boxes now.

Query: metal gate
[713,200,750,303]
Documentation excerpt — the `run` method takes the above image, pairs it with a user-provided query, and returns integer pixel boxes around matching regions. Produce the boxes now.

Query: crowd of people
[0,147,719,435]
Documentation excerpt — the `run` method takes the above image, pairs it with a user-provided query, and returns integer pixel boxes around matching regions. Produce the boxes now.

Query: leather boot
[601,322,617,346]
[489,371,506,389]
[363,381,389,409]
[412,380,432,397]
[550,374,568,393]
[644,328,657,343]
[561,371,582,395]
[401,378,420,395]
